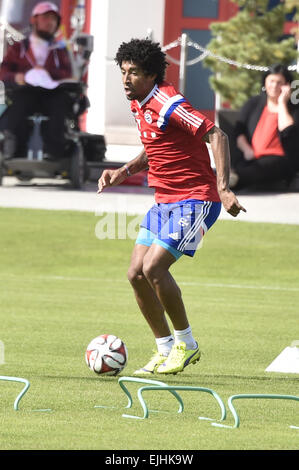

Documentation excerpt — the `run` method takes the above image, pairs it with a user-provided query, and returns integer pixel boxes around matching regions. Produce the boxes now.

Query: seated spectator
[0,2,73,160]
[230,64,299,190]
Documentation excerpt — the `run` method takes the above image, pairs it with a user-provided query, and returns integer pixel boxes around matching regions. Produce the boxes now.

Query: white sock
[155,335,174,356]
[174,326,197,350]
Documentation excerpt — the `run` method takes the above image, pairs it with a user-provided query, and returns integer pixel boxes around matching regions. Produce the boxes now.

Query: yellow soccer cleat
[133,351,168,376]
[156,341,201,374]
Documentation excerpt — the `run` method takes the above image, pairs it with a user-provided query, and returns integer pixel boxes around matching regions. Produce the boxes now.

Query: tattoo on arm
[141,151,149,168]
[203,126,217,143]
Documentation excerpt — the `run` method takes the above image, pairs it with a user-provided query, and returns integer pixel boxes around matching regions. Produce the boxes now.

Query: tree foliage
[204,0,298,108]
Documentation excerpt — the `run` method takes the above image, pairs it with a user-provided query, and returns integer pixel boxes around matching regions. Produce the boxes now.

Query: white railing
[162,34,298,94]
[105,32,298,95]
[0,18,25,62]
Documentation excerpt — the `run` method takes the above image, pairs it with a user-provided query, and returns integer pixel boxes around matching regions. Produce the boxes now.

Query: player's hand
[97,168,126,193]
[219,189,246,217]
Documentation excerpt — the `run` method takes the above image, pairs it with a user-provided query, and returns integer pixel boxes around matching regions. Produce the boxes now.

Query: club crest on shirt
[144,111,153,124]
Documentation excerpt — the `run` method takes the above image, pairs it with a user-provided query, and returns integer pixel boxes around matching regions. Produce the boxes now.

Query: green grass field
[0,207,298,451]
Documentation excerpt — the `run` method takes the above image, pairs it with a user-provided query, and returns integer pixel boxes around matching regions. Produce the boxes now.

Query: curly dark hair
[115,38,168,84]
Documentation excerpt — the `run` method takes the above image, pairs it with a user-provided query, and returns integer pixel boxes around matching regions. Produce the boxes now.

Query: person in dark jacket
[0,2,73,159]
[230,64,299,190]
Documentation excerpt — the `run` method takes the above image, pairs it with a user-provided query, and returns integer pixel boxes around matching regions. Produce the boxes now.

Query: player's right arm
[97,149,148,193]
[204,126,246,217]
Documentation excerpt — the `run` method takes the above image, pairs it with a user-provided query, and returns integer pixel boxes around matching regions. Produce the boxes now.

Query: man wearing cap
[0,2,73,160]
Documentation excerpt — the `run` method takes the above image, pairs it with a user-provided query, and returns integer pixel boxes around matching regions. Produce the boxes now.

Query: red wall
[163,0,238,91]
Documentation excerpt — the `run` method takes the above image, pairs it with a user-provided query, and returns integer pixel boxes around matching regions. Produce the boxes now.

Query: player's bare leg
[141,243,189,331]
[127,243,171,338]
[141,243,200,374]
[128,243,199,375]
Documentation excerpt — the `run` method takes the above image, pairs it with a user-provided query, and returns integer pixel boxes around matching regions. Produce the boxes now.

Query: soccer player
[98,39,246,376]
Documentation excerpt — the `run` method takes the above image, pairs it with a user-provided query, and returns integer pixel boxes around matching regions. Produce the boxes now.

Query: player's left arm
[204,126,246,217]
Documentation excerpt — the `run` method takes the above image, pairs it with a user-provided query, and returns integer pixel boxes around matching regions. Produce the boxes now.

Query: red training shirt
[130,81,220,203]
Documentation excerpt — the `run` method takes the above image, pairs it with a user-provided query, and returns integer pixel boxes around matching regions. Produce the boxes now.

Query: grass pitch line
[2,273,299,293]
[179,281,299,293]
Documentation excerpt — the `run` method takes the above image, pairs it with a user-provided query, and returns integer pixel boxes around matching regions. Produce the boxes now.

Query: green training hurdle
[118,377,184,419]
[0,376,30,411]
[118,377,226,421]
[212,393,299,429]
[137,385,226,421]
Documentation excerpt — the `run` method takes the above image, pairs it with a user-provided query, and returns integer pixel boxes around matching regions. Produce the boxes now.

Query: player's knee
[142,259,162,284]
[127,266,145,285]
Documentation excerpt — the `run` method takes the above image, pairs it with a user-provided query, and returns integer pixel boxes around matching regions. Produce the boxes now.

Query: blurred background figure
[0,1,73,160]
[230,64,299,191]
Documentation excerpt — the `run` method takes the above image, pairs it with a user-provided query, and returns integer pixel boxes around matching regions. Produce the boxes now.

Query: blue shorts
[135,199,221,260]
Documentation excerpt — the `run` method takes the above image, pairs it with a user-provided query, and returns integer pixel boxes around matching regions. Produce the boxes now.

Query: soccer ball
[85,334,128,376]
